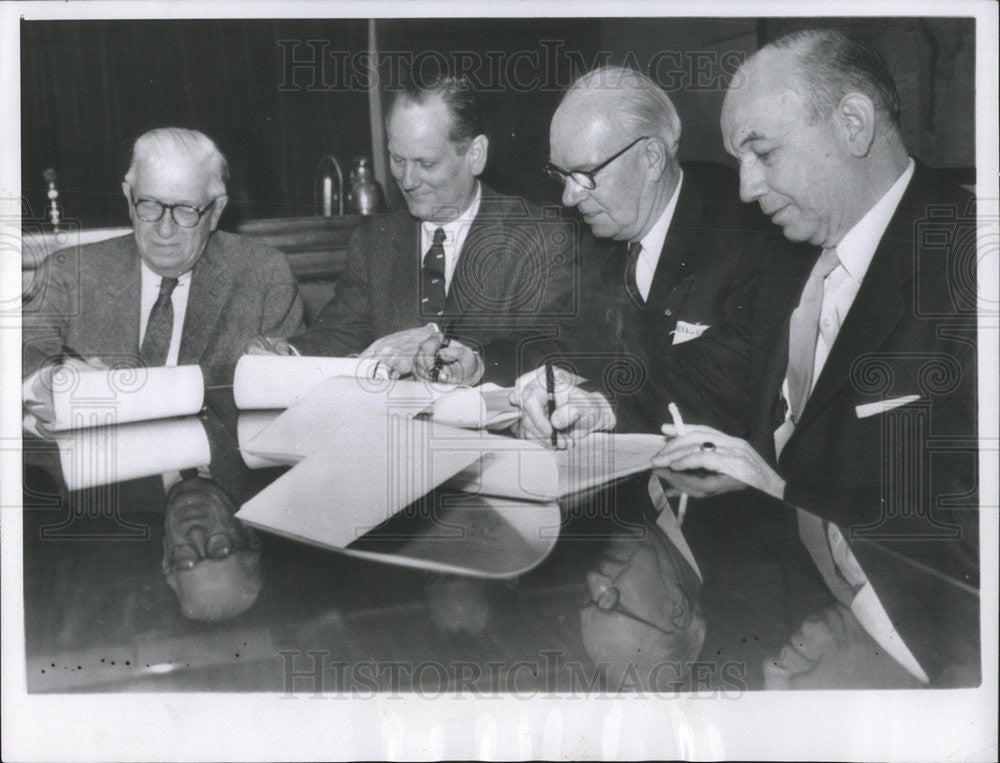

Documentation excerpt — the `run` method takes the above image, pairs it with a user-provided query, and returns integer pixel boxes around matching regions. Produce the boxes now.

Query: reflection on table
[23,389,829,693]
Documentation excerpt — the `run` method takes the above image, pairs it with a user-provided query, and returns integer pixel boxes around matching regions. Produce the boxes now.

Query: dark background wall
[21,17,975,231]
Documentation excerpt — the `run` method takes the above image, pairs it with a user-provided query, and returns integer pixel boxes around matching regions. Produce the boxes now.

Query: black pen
[545,362,558,448]
[430,319,456,383]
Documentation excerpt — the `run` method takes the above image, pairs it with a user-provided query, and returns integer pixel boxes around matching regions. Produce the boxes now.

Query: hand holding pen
[414,321,484,385]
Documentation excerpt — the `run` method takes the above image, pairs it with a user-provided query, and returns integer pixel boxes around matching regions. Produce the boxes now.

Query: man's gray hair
[767,29,901,128]
[566,65,682,156]
[124,127,229,197]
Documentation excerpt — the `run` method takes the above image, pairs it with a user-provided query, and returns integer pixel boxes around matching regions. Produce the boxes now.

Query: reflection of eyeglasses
[166,531,260,572]
[131,195,218,228]
[544,136,651,190]
[580,586,678,637]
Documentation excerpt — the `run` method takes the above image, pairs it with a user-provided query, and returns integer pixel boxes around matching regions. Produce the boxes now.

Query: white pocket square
[855,395,921,419]
[671,320,709,345]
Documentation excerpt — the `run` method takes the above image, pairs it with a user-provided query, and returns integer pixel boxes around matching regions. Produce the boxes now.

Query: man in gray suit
[23,127,303,409]
[23,127,303,622]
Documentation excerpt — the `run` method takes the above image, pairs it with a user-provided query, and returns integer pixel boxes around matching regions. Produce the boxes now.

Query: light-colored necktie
[774,248,840,458]
[786,247,840,422]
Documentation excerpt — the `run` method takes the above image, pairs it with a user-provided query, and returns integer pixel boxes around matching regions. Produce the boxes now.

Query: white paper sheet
[232,354,389,410]
[51,365,204,431]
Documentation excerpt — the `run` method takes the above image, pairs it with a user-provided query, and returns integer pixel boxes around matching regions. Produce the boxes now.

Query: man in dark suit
[252,71,575,386]
[653,30,979,687]
[512,65,780,444]
[22,127,302,622]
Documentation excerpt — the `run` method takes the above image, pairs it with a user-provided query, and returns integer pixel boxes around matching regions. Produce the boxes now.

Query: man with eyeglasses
[22,127,301,621]
[511,65,784,446]
[23,127,304,429]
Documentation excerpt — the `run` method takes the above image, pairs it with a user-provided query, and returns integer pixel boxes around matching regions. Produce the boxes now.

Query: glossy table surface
[23,390,830,694]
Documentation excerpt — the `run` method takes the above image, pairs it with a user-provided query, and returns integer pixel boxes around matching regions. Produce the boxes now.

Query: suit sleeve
[22,250,77,378]
[457,217,579,386]
[289,223,376,356]
[260,250,305,338]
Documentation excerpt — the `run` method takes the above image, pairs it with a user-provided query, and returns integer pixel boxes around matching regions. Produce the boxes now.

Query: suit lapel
[179,236,231,365]
[793,179,918,434]
[99,243,143,354]
[645,173,705,312]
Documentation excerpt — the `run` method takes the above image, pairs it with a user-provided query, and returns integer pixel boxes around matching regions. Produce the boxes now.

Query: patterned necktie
[624,241,644,306]
[140,276,179,367]
[421,227,447,317]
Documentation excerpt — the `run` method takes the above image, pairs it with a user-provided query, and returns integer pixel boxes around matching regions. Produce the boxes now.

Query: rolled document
[52,365,204,431]
[57,416,210,491]
[233,354,390,410]
[236,410,293,469]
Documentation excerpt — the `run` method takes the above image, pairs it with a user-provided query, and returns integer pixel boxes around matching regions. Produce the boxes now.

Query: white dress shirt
[419,183,482,294]
[633,171,684,301]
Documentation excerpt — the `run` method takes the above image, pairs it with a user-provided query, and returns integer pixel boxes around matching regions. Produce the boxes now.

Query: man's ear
[208,195,228,231]
[122,182,135,222]
[642,136,673,182]
[836,93,876,158]
[468,134,489,177]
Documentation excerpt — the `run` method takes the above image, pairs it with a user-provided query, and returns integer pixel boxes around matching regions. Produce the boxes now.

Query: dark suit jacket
[682,162,979,681]
[291,184,577,384]
[22,230,304,387]
[544,162,781,434]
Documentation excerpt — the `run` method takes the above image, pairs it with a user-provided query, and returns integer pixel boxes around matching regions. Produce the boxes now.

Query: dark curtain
[21,19,372,230]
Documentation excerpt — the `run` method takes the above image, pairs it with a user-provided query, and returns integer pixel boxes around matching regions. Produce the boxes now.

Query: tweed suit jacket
[22,230,304,387]
[290,184,577,384]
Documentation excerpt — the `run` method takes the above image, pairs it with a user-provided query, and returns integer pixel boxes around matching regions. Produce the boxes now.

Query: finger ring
[700,441,716,452]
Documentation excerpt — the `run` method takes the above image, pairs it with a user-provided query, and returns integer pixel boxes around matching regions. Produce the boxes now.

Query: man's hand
[359,324,441,378]
[412,329,484,385]
[23,356,110,438]
[508,366,615,449]
[244,335,296,356]
[652,423,785,500]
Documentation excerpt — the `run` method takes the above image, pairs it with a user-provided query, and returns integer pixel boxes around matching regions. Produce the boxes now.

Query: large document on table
[235,375,666,576]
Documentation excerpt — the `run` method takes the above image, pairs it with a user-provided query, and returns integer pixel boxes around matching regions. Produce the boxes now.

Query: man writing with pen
[249,67,576,385]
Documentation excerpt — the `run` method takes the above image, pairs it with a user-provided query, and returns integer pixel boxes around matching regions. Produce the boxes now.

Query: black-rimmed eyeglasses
[131,195,219,228]
[544,136,651,190]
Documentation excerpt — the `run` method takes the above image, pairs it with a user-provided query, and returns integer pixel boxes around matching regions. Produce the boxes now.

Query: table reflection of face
[581,528,705,690]
[162,478,263,622]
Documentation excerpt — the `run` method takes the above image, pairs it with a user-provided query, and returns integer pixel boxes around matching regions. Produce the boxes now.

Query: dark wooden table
[22,391,828,694]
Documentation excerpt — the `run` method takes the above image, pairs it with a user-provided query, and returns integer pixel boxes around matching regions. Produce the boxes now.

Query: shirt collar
[834,159,915,283]
[421,182,482,242]
[638,170,684,261]
[140,258,193,287]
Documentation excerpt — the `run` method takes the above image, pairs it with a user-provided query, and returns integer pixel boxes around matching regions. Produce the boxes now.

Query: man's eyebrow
[737,131,768,149]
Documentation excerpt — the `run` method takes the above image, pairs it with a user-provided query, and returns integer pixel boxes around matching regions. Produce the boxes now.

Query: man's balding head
[721,30,909,248]
[549,66,682,242]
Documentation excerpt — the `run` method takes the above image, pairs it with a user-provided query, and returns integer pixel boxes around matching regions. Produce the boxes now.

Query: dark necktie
[421,227,447,317]
[624,241,644,306]
[140,276,179,367]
